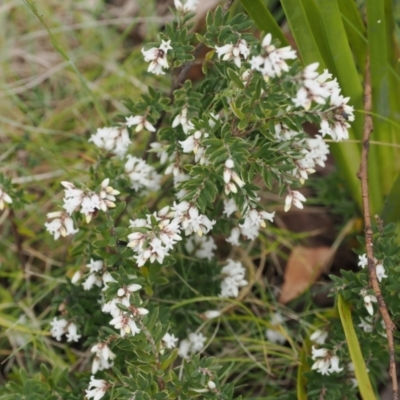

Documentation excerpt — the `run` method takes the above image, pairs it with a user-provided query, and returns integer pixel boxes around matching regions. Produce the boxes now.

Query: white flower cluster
[86,376,108,400]
[179,130,208,165]
[150,142,174,165]
[239,208,275,240]
[127,202,215,267]
[50,317,81,342]
[311,345,343,375]
[0,186,12,210]
[225,206,275,245]
[125,155,161,192]
[294,135,330,184]
[284,190,306,212]
[89,126,131,158]
[265,312,286,344]
[53,178,119,225]
[172,107,194,134]
[292,63,354,142]
[162,332,179,349]
[45,211,78,240]
[178,332,207,359]
[185,234,216,260]
[126,114,156,133]
[142,40,173,75]
[250,33,296,79]
[219,259,248,298]
[75,259,116,291]
[174,0,198,13]
[128,206,182,267]
[102,283,148,336]
[91,342,116,374]
[358,253,388,282]
[223,159,245,195]
[216,38,250,68]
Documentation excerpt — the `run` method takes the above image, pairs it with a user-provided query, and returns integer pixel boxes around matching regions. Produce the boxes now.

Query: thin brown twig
[357,56,398,399]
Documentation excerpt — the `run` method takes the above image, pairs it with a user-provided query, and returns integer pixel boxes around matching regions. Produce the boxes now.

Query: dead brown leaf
[279,246,331,304]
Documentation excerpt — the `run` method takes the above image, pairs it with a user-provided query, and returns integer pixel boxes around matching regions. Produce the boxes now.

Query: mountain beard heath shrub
[7,2,396,399]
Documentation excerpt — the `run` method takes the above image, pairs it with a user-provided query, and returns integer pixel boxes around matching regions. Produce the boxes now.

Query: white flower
[149,142,172,164]
[172,107,195,134]
[266,329,286,344]
[66,322,81,342]
[173,202,216,236]
[91,343,116,374]
[178,338,191,359]
[50,317,68,341]
[203,310,221,320]
[174,0,198,13]
[376,263,388,282]
[86,376,108,400]
[223,198,237,217]
[250,33,296,79]
[226,227,240,246]
[284,191,306,212]
[274,123,299,142]
[179,130,203,154]
[126,115,156,132]
[125,156,161,192]
[89,126,131,158]
[208,381,216,390]
[45,211,79,240]
[185,235,216,260]
[215,39,250,68]
[363,294,377,316]
[329,355,343,374]
[223,159,245,195]
[0,186,12,210]
[162,333,179,349]
[188,332,207,352]
[142,40,172,75]
[61,179,119,223]
[358,317,373,333]
[310,329,328,345]
[220,259,248,298]
[265,312,286,344]
[239,208,275,240]
[109,313,141,337]
[311,346,343,375]
[358,253,368,269]
[178,332,207,358]
[71,270,82,284]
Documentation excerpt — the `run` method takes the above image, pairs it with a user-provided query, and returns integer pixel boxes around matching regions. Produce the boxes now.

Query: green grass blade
[337,0,367,75]
[366,0,395,198]
[297,342,309,400]
[314,0,381,214]
[239,0,288,45]
[280,0,325,67]
[338,295,376,400]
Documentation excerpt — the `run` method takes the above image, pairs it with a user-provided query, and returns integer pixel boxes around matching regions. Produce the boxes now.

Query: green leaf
[337,295,376,400]
[280,0,325,67]
[337,0,367,75]
[239,0,287,46]
[366,0,397,197]
[113,201,126,219]
[227,68,244,89]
